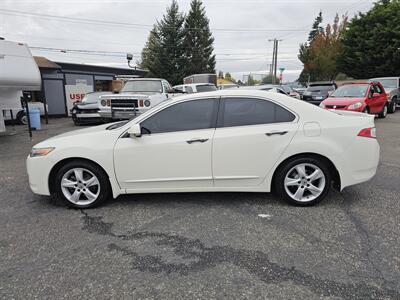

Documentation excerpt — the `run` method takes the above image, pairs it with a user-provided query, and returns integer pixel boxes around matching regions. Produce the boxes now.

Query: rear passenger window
[221,98,295,127]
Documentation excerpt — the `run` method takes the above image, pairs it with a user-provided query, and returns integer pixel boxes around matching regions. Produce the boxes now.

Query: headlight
[30,147,55,157]
[144,100,151,107]
[348,102,362,110]
[319,102,325,108]
[100,100,106,106]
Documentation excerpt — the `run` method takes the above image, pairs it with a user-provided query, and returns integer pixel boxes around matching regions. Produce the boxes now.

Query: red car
[320,82,388,118]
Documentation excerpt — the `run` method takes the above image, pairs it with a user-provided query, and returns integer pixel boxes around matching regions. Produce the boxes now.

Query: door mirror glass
[127,123,142,138]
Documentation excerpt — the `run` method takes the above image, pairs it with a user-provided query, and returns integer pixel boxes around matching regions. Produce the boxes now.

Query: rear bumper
[337,138,380,190]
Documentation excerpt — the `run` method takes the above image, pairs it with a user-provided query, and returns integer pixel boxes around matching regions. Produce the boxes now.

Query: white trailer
[0,39,41,133]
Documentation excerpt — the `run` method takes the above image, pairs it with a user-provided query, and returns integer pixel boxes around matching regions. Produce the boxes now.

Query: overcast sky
[0,0,375,82]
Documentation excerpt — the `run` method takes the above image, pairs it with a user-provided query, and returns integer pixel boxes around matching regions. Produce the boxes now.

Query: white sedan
[27,90,380,208]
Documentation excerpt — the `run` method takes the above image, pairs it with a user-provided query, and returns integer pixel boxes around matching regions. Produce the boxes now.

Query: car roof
[174,83,215,88]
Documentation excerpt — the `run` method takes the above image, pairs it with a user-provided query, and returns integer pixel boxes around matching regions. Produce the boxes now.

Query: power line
[0,8,308,33]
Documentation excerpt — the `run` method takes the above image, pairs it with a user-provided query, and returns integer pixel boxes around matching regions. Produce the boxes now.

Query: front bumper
[99,109,143,120]
[26,155,54,196]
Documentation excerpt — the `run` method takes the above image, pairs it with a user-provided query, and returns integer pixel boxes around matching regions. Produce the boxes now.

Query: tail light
[358,127,376,139]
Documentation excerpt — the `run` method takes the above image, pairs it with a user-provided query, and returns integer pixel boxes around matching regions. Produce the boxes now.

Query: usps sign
[65,83,93,115]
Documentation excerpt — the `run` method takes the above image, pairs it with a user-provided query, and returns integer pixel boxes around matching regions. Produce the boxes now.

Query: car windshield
[307,85,335,92]
[121,80,163,93]
[196,85,217,92]
[331,85,369,98]
[376,79,397,89]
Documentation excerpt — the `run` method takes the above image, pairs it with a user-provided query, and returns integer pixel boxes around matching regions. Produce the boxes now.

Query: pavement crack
[80,211,400,299]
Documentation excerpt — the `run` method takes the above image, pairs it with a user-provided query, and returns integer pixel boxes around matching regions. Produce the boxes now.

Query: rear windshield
[307,85,335,92]
[196,85,217,92]
[376,79,397,89]
[331,85,369,98]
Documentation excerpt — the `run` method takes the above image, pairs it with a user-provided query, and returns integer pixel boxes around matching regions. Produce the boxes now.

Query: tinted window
[307,85,335,92]
[196,85,217,92]
[141,99,216,134]
[222,98,295,127]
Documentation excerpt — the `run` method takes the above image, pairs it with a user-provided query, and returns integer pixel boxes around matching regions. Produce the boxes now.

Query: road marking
[258,214,272,219]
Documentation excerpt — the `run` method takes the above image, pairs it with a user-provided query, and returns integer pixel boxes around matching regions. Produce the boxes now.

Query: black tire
[54,160,111,208]
[388,98,397,114]
[378,103,388,118]
[274,156,331,206]
[16,111,28,125]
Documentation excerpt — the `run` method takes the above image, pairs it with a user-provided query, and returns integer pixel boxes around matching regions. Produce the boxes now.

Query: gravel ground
[0,114,399,299]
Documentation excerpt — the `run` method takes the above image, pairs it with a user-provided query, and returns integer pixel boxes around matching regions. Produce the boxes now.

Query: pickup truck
[98,78,175,121]
[369,77,399,113]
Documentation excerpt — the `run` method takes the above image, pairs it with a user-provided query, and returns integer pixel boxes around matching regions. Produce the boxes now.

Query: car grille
[326,105,346,109]
[110,99,138,109]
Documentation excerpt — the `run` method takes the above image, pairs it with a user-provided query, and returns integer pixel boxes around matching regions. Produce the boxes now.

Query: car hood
[76,102,98,110]
[323,97,365,106]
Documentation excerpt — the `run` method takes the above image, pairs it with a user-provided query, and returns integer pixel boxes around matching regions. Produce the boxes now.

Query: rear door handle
[186,138,209,144]
[265,131,288,136]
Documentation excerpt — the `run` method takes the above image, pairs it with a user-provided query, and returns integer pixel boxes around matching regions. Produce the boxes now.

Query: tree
[298,12,323,85]
[139,1,185,85]
[298,14,348,84]
[261,74,279,84]
[218,70,224,79]
[225,72,232,81]
[338,0,400,78]
[182,0,216,76]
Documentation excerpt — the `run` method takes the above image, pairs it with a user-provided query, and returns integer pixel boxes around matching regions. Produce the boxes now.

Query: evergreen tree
[338,0,400,78]
[139,1,185,85]
[182,0,216,76]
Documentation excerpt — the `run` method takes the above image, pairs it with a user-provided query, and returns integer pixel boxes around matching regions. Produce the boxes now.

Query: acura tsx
[27,90,380,208]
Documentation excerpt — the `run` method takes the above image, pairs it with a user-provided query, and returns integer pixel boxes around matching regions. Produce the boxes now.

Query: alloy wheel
[284,163,326,203]
[60,168,100,205]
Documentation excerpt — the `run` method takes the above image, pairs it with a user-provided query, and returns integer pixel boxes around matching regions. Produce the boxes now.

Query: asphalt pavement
[0,114,399,299]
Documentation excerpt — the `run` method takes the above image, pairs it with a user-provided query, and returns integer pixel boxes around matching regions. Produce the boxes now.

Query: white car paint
[27,90,379,203]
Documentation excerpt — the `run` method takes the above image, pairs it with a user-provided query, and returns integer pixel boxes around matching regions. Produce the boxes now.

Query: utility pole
[268,38,282,84]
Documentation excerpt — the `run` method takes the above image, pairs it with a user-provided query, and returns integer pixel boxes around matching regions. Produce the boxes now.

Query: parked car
[183,73,217,85]
[320,82,388,118]
[239,84,289,95]
[302,82,337,105]
[27,89,379,209]
[369,77,399,113]
[281,85,301,99]
[71,91,112,125]
[286,82,306,97]
[98,78,174,121]
[173,83,217,94]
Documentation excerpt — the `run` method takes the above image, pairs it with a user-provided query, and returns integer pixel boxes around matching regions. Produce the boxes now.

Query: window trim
[139,97,220,136]
[216,96,298,129]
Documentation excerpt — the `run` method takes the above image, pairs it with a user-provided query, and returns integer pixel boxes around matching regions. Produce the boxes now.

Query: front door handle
[186,138,209,144]
[265,131,288,136]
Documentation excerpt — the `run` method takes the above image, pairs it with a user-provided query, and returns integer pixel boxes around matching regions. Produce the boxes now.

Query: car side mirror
[127,123,142,138]
[173,88,185,94]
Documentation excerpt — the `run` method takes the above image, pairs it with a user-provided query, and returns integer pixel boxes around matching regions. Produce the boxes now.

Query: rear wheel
[274,157,331,206]
[388,98,397,113]
[16,111,28,125]
[378,103,388,118]
[54,160,111,208]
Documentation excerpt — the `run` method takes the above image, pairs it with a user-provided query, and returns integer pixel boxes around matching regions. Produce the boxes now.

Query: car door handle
[186,138,209,144]
[265,131,288,136]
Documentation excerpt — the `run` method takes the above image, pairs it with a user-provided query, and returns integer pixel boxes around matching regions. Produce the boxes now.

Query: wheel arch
[271,152,341,191]
[48,157,116,196]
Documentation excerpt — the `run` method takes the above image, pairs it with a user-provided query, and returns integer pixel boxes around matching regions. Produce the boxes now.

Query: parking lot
[1,114,399,299]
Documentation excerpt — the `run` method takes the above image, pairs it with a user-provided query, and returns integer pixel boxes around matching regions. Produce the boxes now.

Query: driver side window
[140,99,217,134]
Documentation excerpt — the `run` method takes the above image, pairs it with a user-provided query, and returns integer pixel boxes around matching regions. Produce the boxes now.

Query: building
[34,56,146,116]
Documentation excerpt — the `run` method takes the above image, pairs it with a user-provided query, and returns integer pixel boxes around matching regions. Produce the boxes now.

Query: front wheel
[274,157,331,206]
[378,104,388,118]
[388,98,397,114]
[54,160,111,208]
